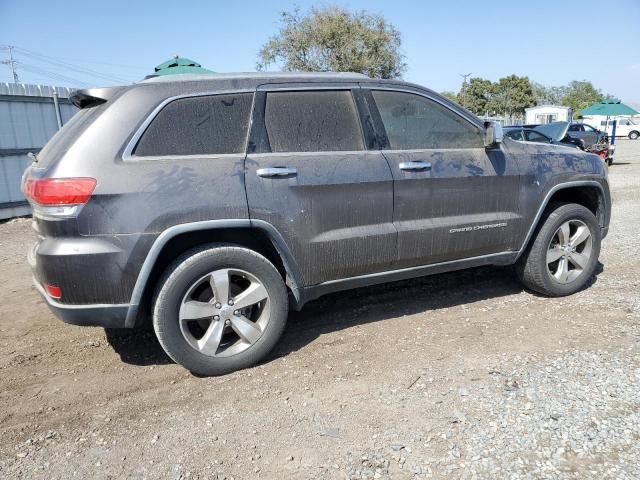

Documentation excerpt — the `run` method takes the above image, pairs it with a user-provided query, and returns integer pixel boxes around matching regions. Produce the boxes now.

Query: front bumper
[32,276,130,328]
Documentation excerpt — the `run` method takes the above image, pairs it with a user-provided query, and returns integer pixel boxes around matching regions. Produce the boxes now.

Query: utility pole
[459,72,471,108]
[1,45,19,83]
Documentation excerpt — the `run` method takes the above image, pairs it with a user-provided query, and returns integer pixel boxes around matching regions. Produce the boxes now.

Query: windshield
[533,121,569,142]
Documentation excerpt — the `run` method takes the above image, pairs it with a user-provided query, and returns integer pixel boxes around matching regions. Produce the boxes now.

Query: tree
[532,82,567,105]
[440,91,459,103]
[561,80,605,116]
[257,6,406,79]
[488,75,535,116]
[460,77,493,115]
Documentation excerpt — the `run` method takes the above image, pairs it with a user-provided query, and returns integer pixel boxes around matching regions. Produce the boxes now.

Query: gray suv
[23,73,611,375]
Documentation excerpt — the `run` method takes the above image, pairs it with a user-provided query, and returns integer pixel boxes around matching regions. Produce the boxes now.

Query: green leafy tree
[532,82,567,105]
[257,6,406,79]
[440,91,459,103]
[561,80,605,116]
[488,75,536,116]
[460,77,493,115]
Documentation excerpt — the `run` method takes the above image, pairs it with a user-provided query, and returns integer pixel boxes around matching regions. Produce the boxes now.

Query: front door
[245,86,396,286]
[364,87,523,269]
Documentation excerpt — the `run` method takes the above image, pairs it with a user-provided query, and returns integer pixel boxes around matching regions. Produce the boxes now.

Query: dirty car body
[23,73,611,374]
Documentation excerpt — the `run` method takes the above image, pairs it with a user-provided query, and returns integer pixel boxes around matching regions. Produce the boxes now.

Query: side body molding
[124,219,304,327]
[515,180,607,260]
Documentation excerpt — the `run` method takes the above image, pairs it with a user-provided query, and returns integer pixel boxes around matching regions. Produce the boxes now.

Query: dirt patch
[1,142,639,479]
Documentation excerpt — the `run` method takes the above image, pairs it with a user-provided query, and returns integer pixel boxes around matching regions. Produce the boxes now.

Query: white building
[525,105,572,125]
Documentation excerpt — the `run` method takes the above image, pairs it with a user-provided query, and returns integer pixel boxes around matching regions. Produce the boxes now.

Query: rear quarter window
[133,93,253,156]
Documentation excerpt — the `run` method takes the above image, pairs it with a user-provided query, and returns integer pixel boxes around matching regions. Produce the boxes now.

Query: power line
[1,45,19,83]
[14,47,135,84]
[18,62,90,87]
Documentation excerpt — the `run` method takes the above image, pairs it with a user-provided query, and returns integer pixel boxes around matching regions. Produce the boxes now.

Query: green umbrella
[151,56,213,77]
[580,99,639,117]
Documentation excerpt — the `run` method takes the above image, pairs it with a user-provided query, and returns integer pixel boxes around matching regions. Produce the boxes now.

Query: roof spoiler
[69,87,121,108]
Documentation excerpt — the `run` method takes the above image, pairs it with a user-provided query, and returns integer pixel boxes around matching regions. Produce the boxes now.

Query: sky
[1,0,639,102]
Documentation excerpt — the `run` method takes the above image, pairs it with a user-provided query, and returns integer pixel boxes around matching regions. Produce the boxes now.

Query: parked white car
[587,117,640,140]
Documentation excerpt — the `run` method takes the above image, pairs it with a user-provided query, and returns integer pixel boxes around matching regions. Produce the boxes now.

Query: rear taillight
[22,177,96,206]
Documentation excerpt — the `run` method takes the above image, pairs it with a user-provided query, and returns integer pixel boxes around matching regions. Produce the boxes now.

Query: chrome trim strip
[362,84,484,130]
[248,150,366,158]
[122,88,256,161]
[314,252,512,289]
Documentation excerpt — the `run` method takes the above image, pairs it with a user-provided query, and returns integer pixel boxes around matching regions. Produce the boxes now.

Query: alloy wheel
[546,219,593,284]
[178,268,270,357]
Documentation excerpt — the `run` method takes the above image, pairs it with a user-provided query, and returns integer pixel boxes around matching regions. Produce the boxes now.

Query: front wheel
[516,203,601,296]
[153,245,288,375]
[629,131,639,140]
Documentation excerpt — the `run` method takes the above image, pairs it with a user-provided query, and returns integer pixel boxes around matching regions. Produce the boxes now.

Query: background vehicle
[586,117,640,139]
[567,123,607,147]
[503,126,553,143]
[504,123,584,150]
[611,118,640,140]
[23,73,611,375]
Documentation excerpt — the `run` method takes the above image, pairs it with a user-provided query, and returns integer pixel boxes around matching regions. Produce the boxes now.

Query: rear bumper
[33,277,130,328]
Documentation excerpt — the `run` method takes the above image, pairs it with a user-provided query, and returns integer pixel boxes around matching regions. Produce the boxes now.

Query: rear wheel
[153,245,288,375]
[629,131,639,140]
[516,203,601,296]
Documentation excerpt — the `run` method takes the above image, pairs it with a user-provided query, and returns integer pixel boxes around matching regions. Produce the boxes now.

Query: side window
[264,90,364,152]
[133,93,253,156]
[371,90,484,149]
[568,124,581,132]
[505,129,523,141]
[526,131,550,143]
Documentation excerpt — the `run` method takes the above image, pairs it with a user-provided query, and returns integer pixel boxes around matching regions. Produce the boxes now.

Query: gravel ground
[0,141,639,479]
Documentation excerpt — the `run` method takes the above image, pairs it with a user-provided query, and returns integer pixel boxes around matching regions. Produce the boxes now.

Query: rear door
[245,85,396,286]
[364,87,523,268]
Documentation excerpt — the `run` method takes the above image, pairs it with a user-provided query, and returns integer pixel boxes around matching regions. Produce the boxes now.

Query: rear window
[134,93,253,157]
[264,90,364,152]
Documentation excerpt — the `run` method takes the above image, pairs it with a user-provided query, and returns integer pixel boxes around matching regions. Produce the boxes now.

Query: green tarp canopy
[152,56,213,76]
[580,99,639,117]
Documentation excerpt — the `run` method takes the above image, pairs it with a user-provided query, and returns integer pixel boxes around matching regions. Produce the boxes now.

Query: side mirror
[484,121,503,148]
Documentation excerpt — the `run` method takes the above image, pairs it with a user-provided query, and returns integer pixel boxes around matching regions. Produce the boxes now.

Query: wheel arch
[516,181,607,261]
[124,220,303,327]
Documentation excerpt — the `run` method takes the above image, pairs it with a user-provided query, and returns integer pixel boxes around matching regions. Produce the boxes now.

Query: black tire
[607,157,613,166]
[516,203,601,297]
[629,131,639,140]
[153,244,288,376]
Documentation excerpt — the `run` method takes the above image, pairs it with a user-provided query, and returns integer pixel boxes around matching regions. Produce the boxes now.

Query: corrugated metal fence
[0,83,78,219]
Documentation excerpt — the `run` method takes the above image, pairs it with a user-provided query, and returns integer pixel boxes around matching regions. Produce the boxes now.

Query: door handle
[256,167,297,178]
[399,161,432,171]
